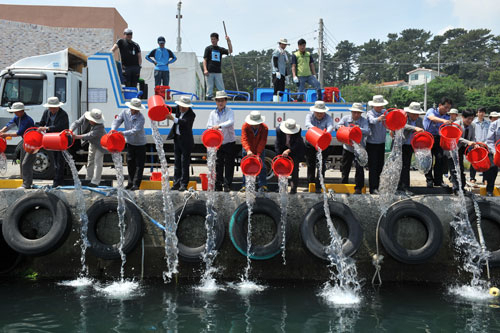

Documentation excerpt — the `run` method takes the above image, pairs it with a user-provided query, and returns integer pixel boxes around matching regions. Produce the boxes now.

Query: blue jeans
[154,70,170,86]
[242,149,267,188]
[298,75,322,100]
[206,73,225,98]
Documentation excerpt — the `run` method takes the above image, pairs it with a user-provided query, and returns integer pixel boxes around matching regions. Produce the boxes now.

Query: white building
[406,68,443,89]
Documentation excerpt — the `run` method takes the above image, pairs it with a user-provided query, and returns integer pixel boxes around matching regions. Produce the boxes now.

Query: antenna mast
[176,1,182,52]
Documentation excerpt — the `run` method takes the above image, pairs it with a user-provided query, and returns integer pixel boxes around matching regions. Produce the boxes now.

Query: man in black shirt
[111,28,142,88]
[203,32,232,99]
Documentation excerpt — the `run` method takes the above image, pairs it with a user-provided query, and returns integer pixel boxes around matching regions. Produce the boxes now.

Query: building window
[1,78,43,107]
[55,77,67,103]
[410,74,419,81]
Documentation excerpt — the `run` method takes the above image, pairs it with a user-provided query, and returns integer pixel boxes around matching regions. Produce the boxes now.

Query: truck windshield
[1,78,43,107]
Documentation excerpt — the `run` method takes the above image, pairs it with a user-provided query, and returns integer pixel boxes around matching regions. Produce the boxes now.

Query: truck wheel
[32,149,55,180]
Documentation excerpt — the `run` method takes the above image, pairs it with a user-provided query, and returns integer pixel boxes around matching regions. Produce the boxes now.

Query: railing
[224,90,251,101]
[276,91,307,102]
[166,89,200,101]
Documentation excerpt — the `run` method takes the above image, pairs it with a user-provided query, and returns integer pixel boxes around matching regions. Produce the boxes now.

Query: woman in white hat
[398,102,425,193]
[240,110,268,192]
[272,38,290,100]
[37,96,69,187]
[366,95,389,194]
[275,118,305,194]
[304,100,334,192]
[111,98,147,190]
[336,103,370,194]
[70,109,107,187]
[166,96,196,191]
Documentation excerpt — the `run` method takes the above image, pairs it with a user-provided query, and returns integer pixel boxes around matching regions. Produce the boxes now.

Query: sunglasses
[125,33,132,36]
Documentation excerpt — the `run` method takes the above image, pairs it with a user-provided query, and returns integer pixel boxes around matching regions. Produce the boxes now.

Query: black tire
[86,197,143,260]
[300,201,363,260]
[0,219,23,274]
[2,192,72,256]
[229,197,284,260]
[467,200,500,267]
[379,200,443,264]
[175,200,225,262]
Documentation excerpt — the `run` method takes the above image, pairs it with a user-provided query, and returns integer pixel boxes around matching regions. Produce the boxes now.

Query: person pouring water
[275,118,305,194]
[240,111,268,192]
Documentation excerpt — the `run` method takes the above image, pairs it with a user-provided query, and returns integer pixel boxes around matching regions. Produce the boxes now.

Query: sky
[3,0,500,57]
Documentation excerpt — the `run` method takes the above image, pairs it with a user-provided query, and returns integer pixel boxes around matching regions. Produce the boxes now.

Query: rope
[122,190,166,231]
[175,188,198,224]
[470,193,491,281]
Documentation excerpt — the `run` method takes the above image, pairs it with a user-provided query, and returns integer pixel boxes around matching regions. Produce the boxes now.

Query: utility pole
[176,1,182,52]
[318,18,324,87]
[437,47,440,76]
[424,76,428,112]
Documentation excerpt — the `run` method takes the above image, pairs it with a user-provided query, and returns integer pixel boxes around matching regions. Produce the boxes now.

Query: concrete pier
[0,188,499,284]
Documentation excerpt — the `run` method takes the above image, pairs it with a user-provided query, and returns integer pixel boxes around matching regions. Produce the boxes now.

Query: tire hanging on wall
[467,200,500,267]
[86,197,143,260]
[379,200,443,264]
[300,201,363,261]
[176,200,225,262]
[229,197,284,260]
[2,192,72,256]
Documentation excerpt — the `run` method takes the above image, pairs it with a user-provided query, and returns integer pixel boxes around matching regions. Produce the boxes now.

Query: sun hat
[489,111,499,118]
[124,28,133,34]
[43,96,64,108]
[175,96,193,108]
[214,91,228,100]
[7,102,25,113]
[348,103,365,113]
[278,38,290,45]
[404,102,425,114]
[84,108,105,124]
[448,108,459,115]
[245,111,265,125]
[368,95,388,107]
[125,98,145,111]
[310,100,329,113]
[280,118,301,135]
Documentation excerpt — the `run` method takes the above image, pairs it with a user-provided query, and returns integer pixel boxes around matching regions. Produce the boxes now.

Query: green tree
[332,40,358,86]
[426,75,467,108]
[356,39,389,83]
[340,83,377,103]
[385,87,424,109]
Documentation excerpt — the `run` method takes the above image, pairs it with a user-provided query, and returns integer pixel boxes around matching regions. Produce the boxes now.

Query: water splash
[198,147,222,292]
[352,142,368,167]
[111,153,127,281]
[151,121,178,282]
[62,151,90,277]
[0,153,7,175]
[449,148,489,289]
[58,277,93,288]
[242,175,257,282]
[414,148,432,174]
[278,176,288,265]
[230,280,266,296]
[318,283,361,305]
[379,129,404,211]
[94,280,141,299]
[448,285,493,301]
[316,148,361,302]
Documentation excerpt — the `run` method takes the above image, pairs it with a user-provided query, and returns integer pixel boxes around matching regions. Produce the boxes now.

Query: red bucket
[240,155,262,176]
[42,129,74,151]
[466,143,491,172]
[272,155,294,177]
[336,125,362,145]
[150,171,162,181]
[199,173,208,191]
[439,123,463,151]
[202,129,224,149]
[0,137,6,153]
[384,108,407,131]
[494,139,500,167]
[147,95,172,122]
[154,85,171,100]
[411,131,434,150]
[23,127,43,153]
[101,130,126,153]
[305,126,332,151]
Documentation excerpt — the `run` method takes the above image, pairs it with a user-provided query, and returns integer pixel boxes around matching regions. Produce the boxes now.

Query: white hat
[124,28,133,34]
[278,38,290,45]
[125,98,145,111]
[368,95,388,107]
[7,102,25,113]
[280,118,300,135]
[310,100,329,113]
[84,108,105,124]
[175,96,193,108]
[348,103,364,113]
[490,111,499,118]
[43,96,64,108]
[214,91,228,100]
[404,102,425,114]
[448,108,459,115]
[245,111,265,125]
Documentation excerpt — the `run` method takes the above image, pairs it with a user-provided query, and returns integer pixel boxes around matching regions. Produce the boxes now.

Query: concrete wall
[0,189,499,284]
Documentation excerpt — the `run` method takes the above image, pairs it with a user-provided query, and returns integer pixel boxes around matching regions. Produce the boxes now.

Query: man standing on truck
[203,32,233,100]
[111,98,146,190]
[291,39,322,101]
[207,91,236,192]
[70,108,106,187]
[0,102,35,189]
[37,97,69,188]
[271,38,290,101]
[146,36,177,87]
[111,28,142,88]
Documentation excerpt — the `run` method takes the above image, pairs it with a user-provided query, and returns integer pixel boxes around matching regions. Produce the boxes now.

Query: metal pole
[318,18,324,86]
[223,21,239,92]
[424,76,428,111]
[437,47,440,77]
[176,1,182,52]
